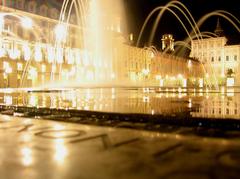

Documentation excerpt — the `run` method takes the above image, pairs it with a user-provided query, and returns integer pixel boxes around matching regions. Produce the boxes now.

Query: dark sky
[123,0,240,48]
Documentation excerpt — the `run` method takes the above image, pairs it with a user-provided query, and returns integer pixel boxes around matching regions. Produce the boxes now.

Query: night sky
[123,0,240,48]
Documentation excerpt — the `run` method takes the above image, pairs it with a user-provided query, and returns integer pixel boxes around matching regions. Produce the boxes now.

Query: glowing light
[29,67,37,80]
[0,15,4,32]
[56,47,64,63]
[21,147,33,166]
[41,64,46,72]
[17,63,23,71]
[23,43,31,61]
[4,95,12,105]
[21,17,33,29]
[54,24,67,43]
[142,69,150,75]
[187,60,192,68]
[54,139,68,164]
[0,47,6,57]
[111,73,115,79]
[29,95,38,106]
[199,78,204,88]
[9,48,20,59]
[47,45,55,63]
[52,65,56,73]
[150,51,155,59]
[156,75,161,80]
[227,78,235,87]
[160,79,164,87]
[34,44,42,62]
[129,33,133,41]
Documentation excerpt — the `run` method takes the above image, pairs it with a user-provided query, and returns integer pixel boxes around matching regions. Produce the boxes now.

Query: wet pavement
[1,115,240,179]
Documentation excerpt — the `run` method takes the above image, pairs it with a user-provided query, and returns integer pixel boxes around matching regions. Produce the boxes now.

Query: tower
[214,18,224,37]
[161,34,174,52]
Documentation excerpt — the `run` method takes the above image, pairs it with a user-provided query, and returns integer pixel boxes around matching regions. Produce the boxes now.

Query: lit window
[17,63,23,71]
[42,64,46,72]
[3,61,9,69]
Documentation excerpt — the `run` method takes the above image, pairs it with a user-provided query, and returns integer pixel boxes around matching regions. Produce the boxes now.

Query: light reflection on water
[0,87,240,119]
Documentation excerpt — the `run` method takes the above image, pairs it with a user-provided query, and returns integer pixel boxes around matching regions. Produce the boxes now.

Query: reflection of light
[21,147,33,166]
[227,88,234,97]
[54,139,68,164]
[53,124,65,130]
[21,133,32,142]
[151,110,155,115]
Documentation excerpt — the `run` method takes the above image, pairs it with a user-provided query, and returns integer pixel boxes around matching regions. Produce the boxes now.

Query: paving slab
[1,115,240,179]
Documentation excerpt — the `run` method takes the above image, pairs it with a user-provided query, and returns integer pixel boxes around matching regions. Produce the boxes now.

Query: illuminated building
[0,1,203,88]
[161,34,175,52]
[190,19,240,86]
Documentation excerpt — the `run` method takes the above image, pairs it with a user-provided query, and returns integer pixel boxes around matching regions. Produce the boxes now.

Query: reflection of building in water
[0,89,190,115]
[190,19,240,86]
[191,95,240,119]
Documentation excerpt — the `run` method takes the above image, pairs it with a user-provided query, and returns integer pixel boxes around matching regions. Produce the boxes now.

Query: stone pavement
[0,115,240,179]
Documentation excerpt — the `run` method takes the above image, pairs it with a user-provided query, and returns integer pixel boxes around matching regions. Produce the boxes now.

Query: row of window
[211,55,238,62]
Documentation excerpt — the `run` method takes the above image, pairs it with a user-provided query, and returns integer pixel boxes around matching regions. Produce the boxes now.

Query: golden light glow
[0,15,4,32]
[17,63,23,71]
[41,64,46,72]
[227,77,235,87]
[29,67,38,80]
[23,43,31,61]
[54,139,68,164]
[54,24,67,43]
[21,147,33,166]
[21,17,33,29]
[34,44,42,62]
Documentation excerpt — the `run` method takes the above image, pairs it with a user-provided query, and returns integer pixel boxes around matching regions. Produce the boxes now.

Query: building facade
[190,21,240,87]
[0,1,203,88]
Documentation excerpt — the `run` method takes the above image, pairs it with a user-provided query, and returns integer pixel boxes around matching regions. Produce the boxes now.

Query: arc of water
[148,1,202,46]
[147,7,193,45]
